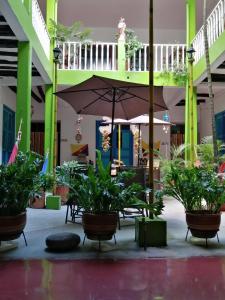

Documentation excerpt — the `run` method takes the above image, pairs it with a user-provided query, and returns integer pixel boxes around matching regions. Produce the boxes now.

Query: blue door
[215,111,225,142]
[2,105,15,164]
[96,121,133,166]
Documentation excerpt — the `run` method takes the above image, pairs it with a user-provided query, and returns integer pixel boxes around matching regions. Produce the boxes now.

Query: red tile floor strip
[0,257,225,300]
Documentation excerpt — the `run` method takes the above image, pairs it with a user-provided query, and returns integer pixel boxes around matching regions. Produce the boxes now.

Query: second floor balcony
[58,42,186,73]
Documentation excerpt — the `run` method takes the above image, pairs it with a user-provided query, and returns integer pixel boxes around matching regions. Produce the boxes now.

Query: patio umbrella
[129,114,172,166]
[56,75,167,163]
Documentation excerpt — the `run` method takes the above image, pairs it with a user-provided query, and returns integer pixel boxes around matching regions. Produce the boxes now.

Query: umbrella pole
[110,88,116,165]
[149,0,154,218]
[118,124,121,165]
[137,124,141,167]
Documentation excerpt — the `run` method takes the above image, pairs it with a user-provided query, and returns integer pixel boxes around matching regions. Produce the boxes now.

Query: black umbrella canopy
[56,75,167,120]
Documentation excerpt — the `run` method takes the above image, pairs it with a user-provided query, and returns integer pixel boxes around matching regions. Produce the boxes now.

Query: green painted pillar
[45,0,57,171]
[185,0,197,162]
[24,0,32,14]
[16,41,32,152]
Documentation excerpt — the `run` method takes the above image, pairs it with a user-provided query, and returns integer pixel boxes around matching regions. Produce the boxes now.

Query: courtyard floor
[1,198,225,299]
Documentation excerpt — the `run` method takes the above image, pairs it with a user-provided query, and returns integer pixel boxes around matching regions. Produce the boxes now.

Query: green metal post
[16,41,32,152]
[45,0,57,171]
[185,0,197,161]
[23,0,32,15]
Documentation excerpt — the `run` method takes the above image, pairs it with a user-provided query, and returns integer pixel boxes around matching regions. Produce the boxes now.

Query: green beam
[23,0,32,15]
[185,0,197,162]
[44,0,57,171]
[7,0,52,80]
[16,42,32,152]
[57,70,179,87]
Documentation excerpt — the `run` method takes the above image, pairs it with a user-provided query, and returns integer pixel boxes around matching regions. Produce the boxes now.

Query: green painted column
[16,41,32,152]
[24,0,32,14]
[185,0,197,162]
[45,0,57,171]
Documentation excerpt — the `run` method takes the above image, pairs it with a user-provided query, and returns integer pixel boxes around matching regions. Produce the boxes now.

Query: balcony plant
[0,152,42,241]
[66,150,144,242]
[124,28,143,59]
[162,164,225,240]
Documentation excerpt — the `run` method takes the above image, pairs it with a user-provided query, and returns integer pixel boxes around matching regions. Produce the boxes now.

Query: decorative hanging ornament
[75,115,83,143]
[162,111,170,134]
[130,125,141,157]
[99,124,111,152]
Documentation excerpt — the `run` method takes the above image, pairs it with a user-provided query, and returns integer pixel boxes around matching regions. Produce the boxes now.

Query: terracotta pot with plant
[0,152,42,241]
[66,150,145,242]
[162,164,225,240]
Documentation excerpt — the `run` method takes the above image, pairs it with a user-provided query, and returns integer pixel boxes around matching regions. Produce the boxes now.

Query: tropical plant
[50,19,91,43]
[162,164,225,213]
[66,150,145,213]
[34,173,55,193]
[158,63,187,86]
[0,152,42,216]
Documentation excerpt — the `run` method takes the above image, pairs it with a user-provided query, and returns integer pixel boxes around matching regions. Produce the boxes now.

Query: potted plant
[0,152,42,241]
[162,164,225,240]
[135,190,166,248]
[31,173,55,208]
[55,160,84,204]
[67,150,144,242]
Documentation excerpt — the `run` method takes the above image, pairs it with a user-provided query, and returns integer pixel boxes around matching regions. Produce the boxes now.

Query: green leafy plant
[158,63,187,86]
[66,150,145,213]
[34,173,55,193]
[50,19,91,43]
[125,28,143,59]
[0,152,42,216]
[162,165,225,213]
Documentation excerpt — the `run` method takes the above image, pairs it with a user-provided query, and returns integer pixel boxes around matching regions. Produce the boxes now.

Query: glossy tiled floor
[1,257,225,300]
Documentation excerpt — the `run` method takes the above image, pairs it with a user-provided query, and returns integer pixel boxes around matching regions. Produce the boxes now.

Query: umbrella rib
[56,87,110,94]
[92,90,112,102]
[120,100,129,120]
[117,88,167,109]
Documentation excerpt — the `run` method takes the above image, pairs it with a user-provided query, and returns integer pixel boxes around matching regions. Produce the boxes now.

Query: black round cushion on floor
[46,232,80,252]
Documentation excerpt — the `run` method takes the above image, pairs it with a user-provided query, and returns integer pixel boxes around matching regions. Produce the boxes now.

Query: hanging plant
[158,62,187,86]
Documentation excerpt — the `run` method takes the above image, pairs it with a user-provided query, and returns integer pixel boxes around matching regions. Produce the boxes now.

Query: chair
[65,196,83,224]
[118,166,147,229]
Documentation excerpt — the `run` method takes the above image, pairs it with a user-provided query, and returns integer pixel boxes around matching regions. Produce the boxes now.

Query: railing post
[117,18,126,72]
[185,0,198,162]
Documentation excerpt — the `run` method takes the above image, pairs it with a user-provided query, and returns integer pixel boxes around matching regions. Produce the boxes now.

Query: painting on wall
[71,144,89,156]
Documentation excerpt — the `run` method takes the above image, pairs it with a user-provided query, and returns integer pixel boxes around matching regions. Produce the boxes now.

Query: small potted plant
[0,152,42,241]
[162,164,225,240]
[67,150,144,242]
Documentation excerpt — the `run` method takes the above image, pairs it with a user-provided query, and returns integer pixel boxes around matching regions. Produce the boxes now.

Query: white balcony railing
[32,0,50,59]
[58,42,118,71]
[59,42,186,72]
[127,44,186,72]
[192,0,225,64]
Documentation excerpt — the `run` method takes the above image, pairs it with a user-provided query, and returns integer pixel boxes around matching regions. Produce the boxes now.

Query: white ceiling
[38,0,218,30]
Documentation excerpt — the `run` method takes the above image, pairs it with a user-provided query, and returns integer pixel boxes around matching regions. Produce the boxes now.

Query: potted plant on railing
[162,164,225,243]
[66,150,144,244]
[0,152,42,242]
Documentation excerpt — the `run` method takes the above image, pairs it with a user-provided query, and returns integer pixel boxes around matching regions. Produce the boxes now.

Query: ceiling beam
[0,39,17,48]
[9,86,43,103]
[37,86,45,102]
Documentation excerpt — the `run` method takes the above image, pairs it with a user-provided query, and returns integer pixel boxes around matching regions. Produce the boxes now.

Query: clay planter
[186,211,221,239]
[0,212,26,241]
[82,212,118,241]
[55,185,69,204]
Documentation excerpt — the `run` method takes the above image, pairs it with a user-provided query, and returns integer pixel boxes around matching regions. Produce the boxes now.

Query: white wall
[89,27,186,44]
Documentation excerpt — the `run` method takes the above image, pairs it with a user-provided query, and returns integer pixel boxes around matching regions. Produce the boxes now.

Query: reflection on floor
[1,257,225,300]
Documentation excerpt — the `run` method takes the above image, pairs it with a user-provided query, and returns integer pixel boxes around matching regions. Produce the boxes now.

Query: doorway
[2,105,15,164]
[96,121,133,166]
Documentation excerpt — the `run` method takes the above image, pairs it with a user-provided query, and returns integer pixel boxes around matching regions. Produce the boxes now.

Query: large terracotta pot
[0,212,26,241]
[55,185,69,204]
[186,211,221,239]
[82,212,118,241]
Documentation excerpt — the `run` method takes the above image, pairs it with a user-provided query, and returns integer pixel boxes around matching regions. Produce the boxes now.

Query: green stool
[46,195,61,210]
